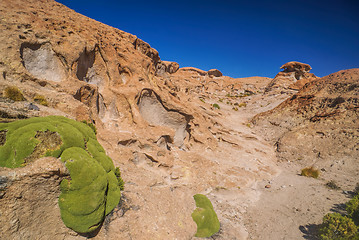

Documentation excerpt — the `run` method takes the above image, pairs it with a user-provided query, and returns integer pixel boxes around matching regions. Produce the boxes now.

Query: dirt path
[210,91,355,240]
[242,161,353,240]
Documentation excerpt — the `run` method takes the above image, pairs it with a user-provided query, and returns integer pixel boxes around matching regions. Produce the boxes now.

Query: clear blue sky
[57,0,359,78]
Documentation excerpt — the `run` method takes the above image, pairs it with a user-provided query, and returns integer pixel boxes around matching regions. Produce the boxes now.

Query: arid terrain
[0,0,358,239]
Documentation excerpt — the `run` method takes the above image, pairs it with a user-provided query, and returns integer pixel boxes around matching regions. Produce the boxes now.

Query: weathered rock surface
[253,68,359,174]
[0,0,357,239]
[265,61,317,92]
[0,0,278,239]
[208,69,223,77]
[0,157,72,239]
[156,60,180,75]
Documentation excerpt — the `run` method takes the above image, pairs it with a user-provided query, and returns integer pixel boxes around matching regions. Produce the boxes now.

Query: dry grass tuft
[33,94,48,106]
[3,86,25,101]
[301,166,319,178]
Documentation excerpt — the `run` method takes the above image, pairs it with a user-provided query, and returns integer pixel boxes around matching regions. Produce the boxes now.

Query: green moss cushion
[0,116,123,233]
[191,194,220,238]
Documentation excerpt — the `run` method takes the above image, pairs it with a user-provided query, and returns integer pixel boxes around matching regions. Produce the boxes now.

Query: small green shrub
[199,97,205,103]
[3,86,25,101]
[319,213,358,240]
[191,194,220,238]
[301,166,319,178]
[33,94,48,106]
[81,120,97,135]
[232,107,238,111]
[212,103,220,109]
[346,194,359,224]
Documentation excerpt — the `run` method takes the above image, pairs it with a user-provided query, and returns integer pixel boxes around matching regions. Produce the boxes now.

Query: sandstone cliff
[0,0,278,239]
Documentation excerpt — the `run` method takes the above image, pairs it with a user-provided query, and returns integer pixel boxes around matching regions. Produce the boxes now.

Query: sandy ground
[207,90,357,240]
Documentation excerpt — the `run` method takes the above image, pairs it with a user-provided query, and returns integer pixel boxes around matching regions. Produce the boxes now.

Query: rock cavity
[137,89,188,146]
[20,43,66,82]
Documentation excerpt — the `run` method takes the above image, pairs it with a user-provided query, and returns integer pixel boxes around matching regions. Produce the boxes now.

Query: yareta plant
[191,194,220,237]
[0,116,123,233]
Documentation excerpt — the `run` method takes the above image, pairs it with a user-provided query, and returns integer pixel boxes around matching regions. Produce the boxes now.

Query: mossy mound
[191,194,220,238]
[0,116,123,233]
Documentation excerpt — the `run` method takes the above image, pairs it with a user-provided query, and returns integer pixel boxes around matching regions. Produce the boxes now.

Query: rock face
[253,69,359,174]
[0,0,278,239]
[265,61,317,92]
[208,69,223,77]
[1,0,356,239]
[280,61,311,73]
[0,157,71,240]
[156,60,180,75]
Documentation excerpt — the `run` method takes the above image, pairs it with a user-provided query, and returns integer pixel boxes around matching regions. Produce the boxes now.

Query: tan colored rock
[208,69,223,77]
[265,61,317,92]
[156,60,180,75]
[177,67,207,76]
[0,0,284,239]
[0,158,73,239]
[253,68,359,174]
[280,61,311,73]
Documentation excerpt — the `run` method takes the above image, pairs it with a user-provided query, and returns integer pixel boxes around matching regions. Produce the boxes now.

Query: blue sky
[57,0,359,78]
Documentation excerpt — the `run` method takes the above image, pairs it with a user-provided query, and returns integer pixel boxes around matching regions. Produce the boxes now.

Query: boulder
[280,61,312,73]
[162,61,179,74]
[265,61,317,92]
[207,69,223,77]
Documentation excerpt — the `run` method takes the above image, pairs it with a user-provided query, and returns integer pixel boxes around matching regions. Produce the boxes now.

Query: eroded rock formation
[1,0,356,239]
[0,0,278,239]
[265,61,317,92]
[253,69,359,174]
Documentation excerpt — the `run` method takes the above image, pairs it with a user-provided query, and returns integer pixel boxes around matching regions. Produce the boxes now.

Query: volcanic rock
[0,0,278,239]
[265,61,317,92]
[253,69,359,174]
[156,60,180,75]
[208,69,223,77]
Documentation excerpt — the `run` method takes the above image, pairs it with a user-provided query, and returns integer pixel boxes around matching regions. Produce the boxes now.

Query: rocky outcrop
[208,69,223,77]
[0,0,275,239]
[265,61,317,92]
[280,61,311,74]
[0,157,72,239]
[137,88,190,146]
[156,61,180,75]
[177,67,223,78]
[253,69,359,174]
[177,67,208,76]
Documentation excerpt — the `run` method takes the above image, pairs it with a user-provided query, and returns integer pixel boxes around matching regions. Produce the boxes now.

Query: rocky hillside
[0,0,358,239]
[0,0,278,239]
[253,68,359,173]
